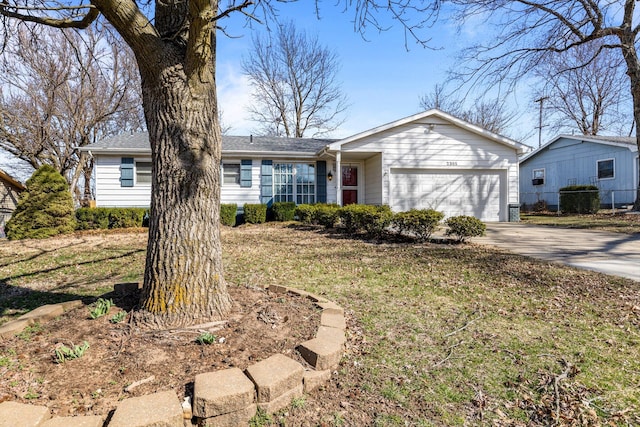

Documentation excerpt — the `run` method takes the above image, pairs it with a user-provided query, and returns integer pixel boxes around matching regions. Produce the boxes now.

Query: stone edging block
[0,300,82,340]
[0,401,51,427]
[108,390,183,427]
[244,354,304,403]
[40,415,104,427]
[193,367,255,418]
[1,285,347,425]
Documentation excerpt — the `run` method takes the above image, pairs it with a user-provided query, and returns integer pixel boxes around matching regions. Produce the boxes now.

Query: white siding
[364,154,383,205]
[220,159,261,206]
[340,118,519,217]
[95,156,151,207]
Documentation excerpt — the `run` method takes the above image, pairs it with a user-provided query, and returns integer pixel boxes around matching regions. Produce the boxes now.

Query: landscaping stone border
[0,284,346,427]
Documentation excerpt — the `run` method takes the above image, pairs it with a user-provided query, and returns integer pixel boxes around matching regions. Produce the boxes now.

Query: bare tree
[0,26,144,202]
[0,0,441,328]
[531,42,631,136]
[419,84,518,135]
[449,0,640,209]
[242,22,347,137]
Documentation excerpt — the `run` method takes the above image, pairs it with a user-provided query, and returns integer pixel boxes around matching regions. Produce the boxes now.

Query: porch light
[327,171,334,181]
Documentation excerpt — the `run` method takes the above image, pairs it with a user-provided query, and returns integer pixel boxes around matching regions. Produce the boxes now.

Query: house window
[532,168,544,185]
[136,162,152,185]
[597,159,614,180]
[223,164,240,185]
[273,163,315,204]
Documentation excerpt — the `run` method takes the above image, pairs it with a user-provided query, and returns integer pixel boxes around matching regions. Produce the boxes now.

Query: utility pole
[534,96,548,148]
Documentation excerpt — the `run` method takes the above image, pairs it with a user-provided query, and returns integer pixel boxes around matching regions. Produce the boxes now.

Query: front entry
[342,165,358,205]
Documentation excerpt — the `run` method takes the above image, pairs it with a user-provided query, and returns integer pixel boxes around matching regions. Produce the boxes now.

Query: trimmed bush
[76,207,111,230]
[108,208,147,229]
[295,204,316,224]
[444,215,486,242]
[393,209,444,241]
[338,204,393,236]
[6,165,76,239]
[75,207,148,230]
[220,203,238,227]
[272,202,296,222]
[244,203,267,224]
[559,185,600,214]
[314,204,341,228]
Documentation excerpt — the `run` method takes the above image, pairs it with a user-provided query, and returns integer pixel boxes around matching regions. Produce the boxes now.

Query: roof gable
[520,134,638,164]
[327,109,529,154]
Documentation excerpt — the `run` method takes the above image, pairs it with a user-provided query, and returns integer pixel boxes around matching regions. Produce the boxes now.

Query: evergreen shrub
[559,185,600,214]
[6,165,76,239]
[244,203,267,224]
[220,204,238,227]
[444,215,486,242]
[271,202,296,221]
[393,209,444,241]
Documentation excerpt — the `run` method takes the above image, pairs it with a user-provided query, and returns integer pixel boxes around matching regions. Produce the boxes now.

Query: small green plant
[249,407,274,427]
[109,311,127,323]
[16,323,43,341]
[0,356,13,367]
[89,298,113,319]
[195,332,217,345]
[54,341,89,363]
[290,396,306,409]
[24,390,39,400]
[444,215,486,242]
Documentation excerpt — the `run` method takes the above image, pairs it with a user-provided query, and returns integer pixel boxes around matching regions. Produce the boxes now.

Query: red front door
[342,165,358,205]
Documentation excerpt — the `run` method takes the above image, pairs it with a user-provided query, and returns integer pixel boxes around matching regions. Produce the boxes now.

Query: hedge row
[559,185,600,214]
[75,204,486,243]
[296,203,485,242]
[76,207,148,230]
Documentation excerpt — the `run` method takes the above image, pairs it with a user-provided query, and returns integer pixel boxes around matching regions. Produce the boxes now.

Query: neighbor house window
[532,168,545,185]
[136,161,152,185]
[223,164,240,185]
[273,163,315,204]
[597,159,614,180]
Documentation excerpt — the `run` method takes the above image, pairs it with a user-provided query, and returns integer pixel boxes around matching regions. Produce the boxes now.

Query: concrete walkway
[475,223,640,282]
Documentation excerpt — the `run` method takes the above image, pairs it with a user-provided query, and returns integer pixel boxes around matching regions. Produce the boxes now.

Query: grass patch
[521,212,640,234]
[1,224,639,425]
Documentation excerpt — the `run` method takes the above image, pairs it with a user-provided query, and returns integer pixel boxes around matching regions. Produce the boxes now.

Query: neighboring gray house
[81,110,528,222]
[0,168,25,237]
[520,135,639,209]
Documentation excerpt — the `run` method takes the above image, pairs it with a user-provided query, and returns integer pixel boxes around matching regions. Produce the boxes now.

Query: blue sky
[215,2,536,141]
[1,2,542,179]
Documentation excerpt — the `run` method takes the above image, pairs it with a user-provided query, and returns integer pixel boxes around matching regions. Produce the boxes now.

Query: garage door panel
[390,170,502,222]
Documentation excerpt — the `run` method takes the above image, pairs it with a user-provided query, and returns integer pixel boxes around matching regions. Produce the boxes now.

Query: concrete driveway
[475,223,640,282]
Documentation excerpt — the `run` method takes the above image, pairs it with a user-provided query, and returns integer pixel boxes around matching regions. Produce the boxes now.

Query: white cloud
[217,62,253,135]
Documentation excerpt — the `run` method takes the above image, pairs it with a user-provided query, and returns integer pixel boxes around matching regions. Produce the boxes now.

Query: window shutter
[316,161,327,203]
[240,160,252,188]
[120,157,134,187]
[261,160,273,206]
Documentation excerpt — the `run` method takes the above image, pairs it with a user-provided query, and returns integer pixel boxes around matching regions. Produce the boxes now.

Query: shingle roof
[557,134,637,146]
[84,132,336,155]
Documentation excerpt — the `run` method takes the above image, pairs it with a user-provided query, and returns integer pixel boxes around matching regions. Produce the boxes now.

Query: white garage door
[390,169,503,222]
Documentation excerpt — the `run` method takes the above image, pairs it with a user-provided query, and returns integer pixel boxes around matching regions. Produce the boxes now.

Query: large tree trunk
[106,0,233,328]
[619,33,640,211]
[135,50,232,328]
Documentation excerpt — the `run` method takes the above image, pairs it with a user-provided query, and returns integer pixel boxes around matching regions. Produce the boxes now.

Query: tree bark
[619,32,640,211]
[93,0,232,328]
